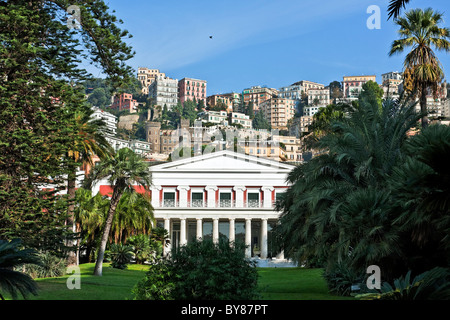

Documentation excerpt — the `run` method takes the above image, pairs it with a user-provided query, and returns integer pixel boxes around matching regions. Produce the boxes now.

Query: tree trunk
[93,185,124,276]
[420,85,429,129]
[66,169,78,266]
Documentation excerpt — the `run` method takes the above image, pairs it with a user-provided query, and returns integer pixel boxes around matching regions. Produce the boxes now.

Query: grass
[15,264,353,300]
[257,267,354,300]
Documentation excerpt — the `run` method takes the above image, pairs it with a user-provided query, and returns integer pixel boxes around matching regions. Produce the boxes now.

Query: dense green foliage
[0,239,40,300]
[133,239,259,300]
[357,267,450,300]
[0,0,135,252]
[109,243,133,270]
[274,89,450,295]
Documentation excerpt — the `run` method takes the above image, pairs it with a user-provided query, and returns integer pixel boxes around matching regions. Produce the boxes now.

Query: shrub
[133,257,177,300]
[127,234,151,264]
[133,239,260,300]
[356,267,450,300]
[21,252,67,279]
[171,239,259,300]
[109,243,133,270]
[323,261,366,296]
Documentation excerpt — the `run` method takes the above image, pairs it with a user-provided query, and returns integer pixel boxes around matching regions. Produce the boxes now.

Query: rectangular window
[219,193,232,207]
[191,192,204,207]
[163,192,176,207]
[247,193,259,208]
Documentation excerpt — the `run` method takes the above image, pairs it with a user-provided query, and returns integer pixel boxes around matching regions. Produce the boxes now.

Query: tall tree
[66,107,114,265]
[84,148,152,276]
[274,96,420,281]
[0,0,135,252]
[389,8,450,128]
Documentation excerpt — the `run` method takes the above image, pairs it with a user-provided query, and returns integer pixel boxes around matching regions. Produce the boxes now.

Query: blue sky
[93,0,450,95]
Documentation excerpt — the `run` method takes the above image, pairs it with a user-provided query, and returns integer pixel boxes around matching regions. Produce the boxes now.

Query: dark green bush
[132,257,176,300]
[322,261,366,296]
[109,243,133,270]
[356,267,450,300]
[133,238,259,300]
[21,251,67,279]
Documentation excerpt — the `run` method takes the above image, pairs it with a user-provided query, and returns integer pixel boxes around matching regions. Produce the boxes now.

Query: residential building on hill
[137,67,166,95]
[242,86,278,111]
[259,98,296,130]
[342,75,377,101]
[149,75,179,110]
[206,94,234,112]
[229,112,252,129]
[308,88,330,107]
[178,78,207,105]
[110,93,138,113]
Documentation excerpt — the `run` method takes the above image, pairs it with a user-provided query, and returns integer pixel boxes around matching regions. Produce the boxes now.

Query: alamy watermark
[66,266,81,290]
[67,5,81,29]
[168,120,281,164]
[366,265,381,290]
[367,5,381,30]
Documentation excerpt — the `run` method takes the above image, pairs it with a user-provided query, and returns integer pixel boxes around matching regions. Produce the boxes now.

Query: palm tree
[387,0,411,20]
[0,239,40,300]
[274,97,420,280]
[66,108,113,265]
[389,8,450,128]
[84,148,152,276]
[111,190,154,243]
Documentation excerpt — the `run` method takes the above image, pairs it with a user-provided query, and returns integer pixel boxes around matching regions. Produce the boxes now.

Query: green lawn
[19,264,352,300]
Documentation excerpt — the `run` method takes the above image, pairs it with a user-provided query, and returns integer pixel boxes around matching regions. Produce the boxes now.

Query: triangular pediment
[150,150,295,172]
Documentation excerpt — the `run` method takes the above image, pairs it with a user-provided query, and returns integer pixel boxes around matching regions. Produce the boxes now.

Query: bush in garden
[132,257,177,300]
[127,234,151,264]
[109,243,133,270]
[21,251,67,279]
[133,238,259,300]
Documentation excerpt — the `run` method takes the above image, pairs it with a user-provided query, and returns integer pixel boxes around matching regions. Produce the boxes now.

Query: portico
[149,150,295,259]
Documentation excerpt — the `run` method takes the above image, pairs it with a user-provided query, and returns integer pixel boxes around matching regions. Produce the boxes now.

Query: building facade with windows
[178,78,207,105]
[242,86,278,111]
[342,75,377,100]
[147,150,294,259]
[259,98,296,130]
[149,75,179,110]
[137,67,166,95]
[92,150,294,259]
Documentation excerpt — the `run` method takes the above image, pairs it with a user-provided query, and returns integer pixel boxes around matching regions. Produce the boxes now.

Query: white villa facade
[93,150,295,259]
[149,150,295,259]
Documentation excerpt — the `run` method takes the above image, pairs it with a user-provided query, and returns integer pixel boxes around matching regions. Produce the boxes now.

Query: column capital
[205,185,218,191]
[151,185,162,191]
[233,185,246,192]
[260,217,268,221]
[177,185,190,191]
[261,186,274,192]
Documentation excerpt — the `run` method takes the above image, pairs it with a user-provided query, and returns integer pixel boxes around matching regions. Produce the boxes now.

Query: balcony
[156,200,274,209]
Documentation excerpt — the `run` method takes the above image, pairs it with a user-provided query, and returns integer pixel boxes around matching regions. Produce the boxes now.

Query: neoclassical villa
[93,150,295,259]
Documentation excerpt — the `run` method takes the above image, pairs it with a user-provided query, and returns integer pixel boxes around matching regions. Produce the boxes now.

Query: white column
[260,218,268,259]
[262,186,274,208]
[205,185,218,208]
[245,218,252,258]
[213,218,219,244]
[229,218,235,244]
[150,185,162,208]
[180,218,187,246]
[233,186,246,208]
[164,218,171,256]
[177,185,190,207]
[196,218,202,241]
